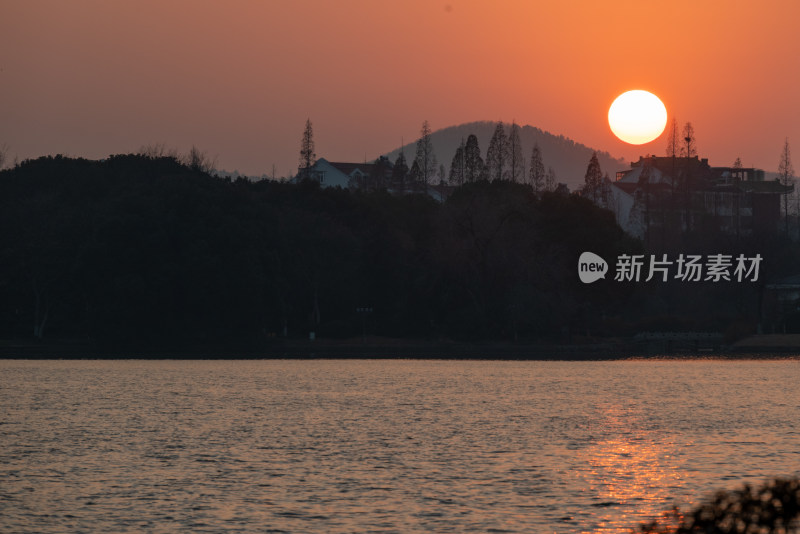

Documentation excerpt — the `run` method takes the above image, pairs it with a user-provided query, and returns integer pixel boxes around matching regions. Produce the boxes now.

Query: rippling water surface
[1,359,799,533]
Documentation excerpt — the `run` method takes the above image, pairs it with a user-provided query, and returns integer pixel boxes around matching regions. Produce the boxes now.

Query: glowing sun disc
[608,90,667,145]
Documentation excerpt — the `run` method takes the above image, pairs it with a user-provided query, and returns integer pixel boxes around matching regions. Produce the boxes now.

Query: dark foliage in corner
[636,478,800,533]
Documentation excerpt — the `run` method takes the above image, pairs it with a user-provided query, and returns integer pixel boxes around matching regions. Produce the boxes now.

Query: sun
[608,90,667,145]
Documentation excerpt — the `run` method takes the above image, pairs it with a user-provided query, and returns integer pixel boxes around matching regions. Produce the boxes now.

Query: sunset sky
[2,1,799,178]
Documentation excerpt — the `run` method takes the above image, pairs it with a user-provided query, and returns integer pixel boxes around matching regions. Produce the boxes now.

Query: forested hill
[0,154,641,347]
[384,121,627,190]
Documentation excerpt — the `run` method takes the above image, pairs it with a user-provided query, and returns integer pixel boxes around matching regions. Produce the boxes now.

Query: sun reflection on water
[572,404,694,532]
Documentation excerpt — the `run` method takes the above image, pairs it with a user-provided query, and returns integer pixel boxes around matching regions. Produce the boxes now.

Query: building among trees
[602,154,792,240]
[299,157,387,189]
[297,156,455,200]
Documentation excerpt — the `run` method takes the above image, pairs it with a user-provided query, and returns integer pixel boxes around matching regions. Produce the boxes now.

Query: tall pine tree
[408,158,422,189]
[529,143,545,192]
[681,122,697,158]
[680,122,697,231]
[665,117,680,200]
[546,166,557,192]
[508,121,525,183]
[298,118,316,178]
[449,138,466,186]
[485,121,508,182]
[665,118,679,158]
[464,134,484,183]
[392,151,409,190]
[583,152,603,203]
[415,120,438,188]
[778,138,795,236]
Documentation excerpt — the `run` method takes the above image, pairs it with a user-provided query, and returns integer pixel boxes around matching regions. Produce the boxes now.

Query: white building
[299,158,381,189]
[605,163,673,239]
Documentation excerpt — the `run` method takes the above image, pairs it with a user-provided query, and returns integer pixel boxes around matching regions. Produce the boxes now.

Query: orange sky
[1,0,799,177]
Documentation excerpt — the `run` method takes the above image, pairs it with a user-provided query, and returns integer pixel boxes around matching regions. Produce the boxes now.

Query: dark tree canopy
[637,478,800,534]
[0,153,790,350]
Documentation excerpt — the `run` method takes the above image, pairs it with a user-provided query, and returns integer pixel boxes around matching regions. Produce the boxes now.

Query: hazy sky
[2,1,799,177]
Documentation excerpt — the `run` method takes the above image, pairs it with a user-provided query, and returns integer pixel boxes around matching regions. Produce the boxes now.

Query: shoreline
[1,335,799,360]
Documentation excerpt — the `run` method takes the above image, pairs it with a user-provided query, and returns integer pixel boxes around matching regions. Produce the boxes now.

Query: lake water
[1,359,798,533]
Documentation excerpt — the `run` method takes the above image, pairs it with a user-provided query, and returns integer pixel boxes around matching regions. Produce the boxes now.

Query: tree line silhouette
[329,120,562,193]
[1,152,798,349]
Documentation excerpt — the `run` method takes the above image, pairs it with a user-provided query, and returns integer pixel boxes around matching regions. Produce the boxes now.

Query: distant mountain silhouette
[384,120,627,191]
